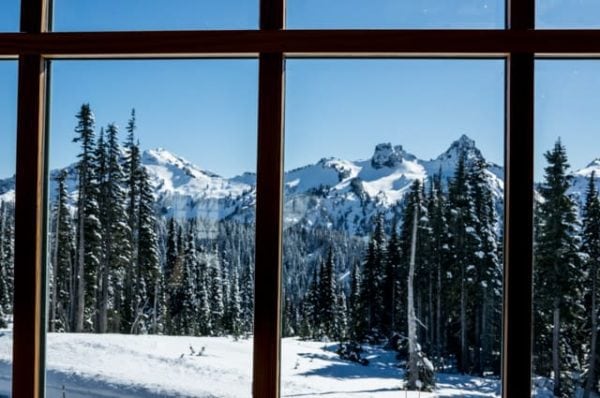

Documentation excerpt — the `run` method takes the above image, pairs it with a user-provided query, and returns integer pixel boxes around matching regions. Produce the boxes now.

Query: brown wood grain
[252,2,285,398]
[12,53,47,398]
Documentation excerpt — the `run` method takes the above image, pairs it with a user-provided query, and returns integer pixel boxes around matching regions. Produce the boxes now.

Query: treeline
[284,153,504,377]
[47,104,254,337]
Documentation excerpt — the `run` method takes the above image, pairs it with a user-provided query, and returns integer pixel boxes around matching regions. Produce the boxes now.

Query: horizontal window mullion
[4,30,600,56]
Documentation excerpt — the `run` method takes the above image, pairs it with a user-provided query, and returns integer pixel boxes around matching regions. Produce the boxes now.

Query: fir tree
[534,140,583,397]
[446,152,478,373]
[136,167,161,333]
[72,103,102,332]
[178,226,198,335]
[49,170,74,332]
[468,157,502,374]
[164,218,179,332]
[360,215,387,339]
[319,248,337,338]
[228,267,243,338]
[99,123,132,333]
[207,250,225,334]
[123,109,142,332]
[582,172,600,398]
[383,217,401,336]
[334,288,348,341]
[349,261,366,341]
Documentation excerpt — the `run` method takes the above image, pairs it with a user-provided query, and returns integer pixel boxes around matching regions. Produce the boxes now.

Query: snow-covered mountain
[282,134,504,234]
[570,159,600,206]
[0,134,521,236]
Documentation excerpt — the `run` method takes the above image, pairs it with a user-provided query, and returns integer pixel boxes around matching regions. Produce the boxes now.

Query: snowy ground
[0,331,502,397]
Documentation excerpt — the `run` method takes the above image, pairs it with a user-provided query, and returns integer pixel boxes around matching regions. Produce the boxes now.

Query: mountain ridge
[0,135,594,236]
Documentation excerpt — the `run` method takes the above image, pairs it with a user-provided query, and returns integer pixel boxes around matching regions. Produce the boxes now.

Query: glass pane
[533,60,600,397]
[287,0,505,29]
[52,0,257,32]
[282,60,505,397]
[47,60,257,397]
[0,61,17,396]
[0,1,19,32]
[537,0,600,28]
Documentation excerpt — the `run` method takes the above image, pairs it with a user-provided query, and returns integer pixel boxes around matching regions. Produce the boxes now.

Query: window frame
[1,0,585,396]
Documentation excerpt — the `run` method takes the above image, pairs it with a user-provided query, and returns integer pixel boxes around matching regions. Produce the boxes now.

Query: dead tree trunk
[407,203,419,389]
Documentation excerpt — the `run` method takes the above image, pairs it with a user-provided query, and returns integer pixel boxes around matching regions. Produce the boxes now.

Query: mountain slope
[0,135,515,236]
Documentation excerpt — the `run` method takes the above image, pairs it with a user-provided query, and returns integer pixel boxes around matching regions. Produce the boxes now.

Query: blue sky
[48,60,258,178]
[1,3,600,179]
[3,0,600,30]
[0,62,17,179]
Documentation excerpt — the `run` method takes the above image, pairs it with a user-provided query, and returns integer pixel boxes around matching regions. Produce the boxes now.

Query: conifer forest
[0,104,599,396]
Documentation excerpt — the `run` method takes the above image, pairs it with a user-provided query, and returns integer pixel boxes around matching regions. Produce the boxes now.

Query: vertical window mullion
[504,1,534,397]
[13,1,48,397]
[253,1,285,397]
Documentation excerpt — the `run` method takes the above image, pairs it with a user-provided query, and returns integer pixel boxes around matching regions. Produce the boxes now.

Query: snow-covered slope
[0,331,502,397]
[0,135,507,236]
[282,135,504,235]
[570,159,600,208]
[141,148,255,220]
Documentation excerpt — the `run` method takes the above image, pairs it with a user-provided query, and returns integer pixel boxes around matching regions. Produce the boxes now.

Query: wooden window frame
[3,0,592,396]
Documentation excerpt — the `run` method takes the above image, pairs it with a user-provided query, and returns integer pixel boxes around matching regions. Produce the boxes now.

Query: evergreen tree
[319,248,337,338]
[240,265,254,335]
[582,172,600,398]
[334,288,348,341]
[534,140,583,397]
[305,264,321,338]
[99,123,132,333]
[426,171,449,360]
[72,103,102,332]
[207,250,225,334]
[136,167,161,333]
[49,170,74,332]
[384,217,401,336]
[196,257,212,336]
[228,267,243,338]
[359,215,387,339]
[123,109,142,332]
[164,218,179,333]
[468,158,502,374]
[446,152,478,373]
[349,261,366,341]
[178,226,198,335]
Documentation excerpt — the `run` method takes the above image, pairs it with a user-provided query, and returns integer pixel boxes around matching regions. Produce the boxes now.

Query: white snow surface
[0,332,503,398]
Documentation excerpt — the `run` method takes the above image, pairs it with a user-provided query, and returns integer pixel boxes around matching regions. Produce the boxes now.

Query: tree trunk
[152,281,159,334]
[553,301,561,397]
[481,291,488,374]
[585,265,598,398]
[407,204,419,389]
[98,255,108,333]
[50,204,61,333]
[428,272,433,349]
[74,198,85,333]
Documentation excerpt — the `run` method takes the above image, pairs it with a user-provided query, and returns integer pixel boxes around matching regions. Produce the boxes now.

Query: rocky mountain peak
[371,143,417,169]
[436,134,483,163]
